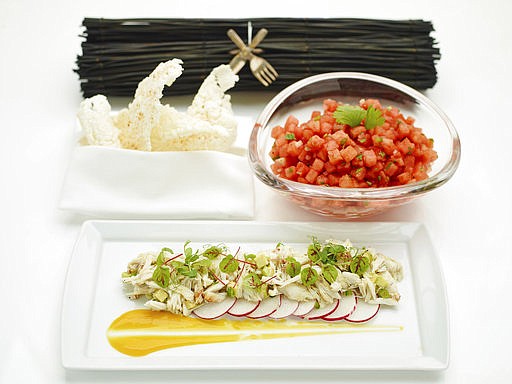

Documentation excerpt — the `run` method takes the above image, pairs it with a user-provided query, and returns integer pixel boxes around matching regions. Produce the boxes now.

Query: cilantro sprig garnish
[333,105,367,127]
[365,105,386,129]
[333,104,385,130]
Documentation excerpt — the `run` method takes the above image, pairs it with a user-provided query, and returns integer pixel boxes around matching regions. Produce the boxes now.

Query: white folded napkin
[58,117,255,219]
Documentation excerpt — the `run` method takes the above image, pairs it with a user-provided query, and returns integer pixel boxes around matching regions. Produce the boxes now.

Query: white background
[1,0,511,383]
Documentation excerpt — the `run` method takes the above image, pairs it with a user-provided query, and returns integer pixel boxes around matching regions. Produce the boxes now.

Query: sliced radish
[246,296,281,319]
[292,300,316,317]
[322,293,357,321]
[345,298,380,323]
[228,299,260,317]
[269,296,299,319]
[303,300,339,320]
[193,297,236,319]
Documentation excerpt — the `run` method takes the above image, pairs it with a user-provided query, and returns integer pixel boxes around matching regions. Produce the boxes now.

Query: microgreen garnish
[350,250,371,277]
[202,244,225,259]
[244,272,262,288]
[301,267,318,286]
[142,239,389,310]
[285,256,301,277]
[322,264,339,284]
[219,254,240,274]
[152,248,172,288]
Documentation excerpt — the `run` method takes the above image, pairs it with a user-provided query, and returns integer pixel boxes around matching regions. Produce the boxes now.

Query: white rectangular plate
[61,220,449,370]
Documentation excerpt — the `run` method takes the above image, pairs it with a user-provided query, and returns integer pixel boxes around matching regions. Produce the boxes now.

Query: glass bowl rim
[248,71,461,200]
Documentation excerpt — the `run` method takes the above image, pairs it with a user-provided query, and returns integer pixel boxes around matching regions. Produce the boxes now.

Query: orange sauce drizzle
[107,309,403,357]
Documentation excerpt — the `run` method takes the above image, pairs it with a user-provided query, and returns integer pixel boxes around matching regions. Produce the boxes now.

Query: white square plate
[61,220,449,370]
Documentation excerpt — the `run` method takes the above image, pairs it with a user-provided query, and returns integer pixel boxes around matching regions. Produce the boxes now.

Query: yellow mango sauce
[107,309,403,357]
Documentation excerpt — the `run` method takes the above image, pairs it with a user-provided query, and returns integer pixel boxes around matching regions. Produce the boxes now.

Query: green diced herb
[226,286,236,297]
[378,288,391,298]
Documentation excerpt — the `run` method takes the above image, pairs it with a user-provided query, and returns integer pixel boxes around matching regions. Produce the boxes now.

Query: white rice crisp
[77,58,239,152]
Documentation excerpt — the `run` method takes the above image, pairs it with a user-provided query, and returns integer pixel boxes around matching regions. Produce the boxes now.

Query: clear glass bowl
[248,72,461,219]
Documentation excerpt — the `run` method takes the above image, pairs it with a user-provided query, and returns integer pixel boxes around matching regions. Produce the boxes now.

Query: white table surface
[1,0,511,382]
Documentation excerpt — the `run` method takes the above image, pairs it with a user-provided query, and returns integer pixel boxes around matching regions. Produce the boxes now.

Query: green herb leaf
[219,255,239,274]
[301,267,318,286]
[192,258,212,268]
[185,253,199,264]
[183,241,197,262]
[307,237,322,263]
[333,105,366,127]
[202,245,225,259]
[170,260,184,269]
[285,133,295,140]
[365,105,385,129]
[322,264,339,284]
[244,272,261,288]
[156,247,173,266]
[285,257,301,277]
[244,253,256,260]
[181,268,198,278]
[156,252,165,266]
[350,253,370,277]
[152,266,170,288]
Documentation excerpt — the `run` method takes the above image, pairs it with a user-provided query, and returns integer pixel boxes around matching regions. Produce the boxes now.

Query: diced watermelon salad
[269,98,437,188]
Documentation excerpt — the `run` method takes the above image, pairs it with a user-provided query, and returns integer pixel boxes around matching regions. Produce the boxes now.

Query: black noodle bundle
[75,18,441,97]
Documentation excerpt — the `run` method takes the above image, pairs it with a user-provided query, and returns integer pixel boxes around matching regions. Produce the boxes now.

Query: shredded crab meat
[122,239,403,316]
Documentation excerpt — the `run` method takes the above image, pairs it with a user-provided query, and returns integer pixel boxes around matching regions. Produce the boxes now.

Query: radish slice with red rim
[227,299,260,317]
[193,297,236,319]
[322,292,357,321]
[345,298,380,323]
[292,300,316,317]
[246,295,281,319]
[269,296,299,319]
[303,300,339,320]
